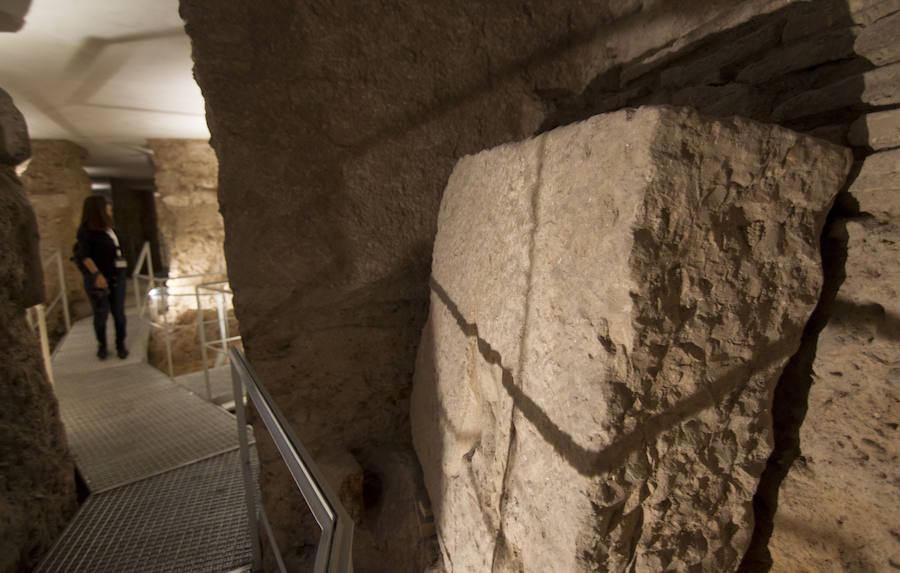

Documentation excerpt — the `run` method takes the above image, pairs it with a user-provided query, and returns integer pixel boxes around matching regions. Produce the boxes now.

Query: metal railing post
[229,348,354,573]
[35,304,53,386]
[216,291,229,366]
[133,242,154,316]
[55,251,71,332]
[231,361,263,572]
[133,243,145,314]
[196,285,212,401]
[163,309,174,379]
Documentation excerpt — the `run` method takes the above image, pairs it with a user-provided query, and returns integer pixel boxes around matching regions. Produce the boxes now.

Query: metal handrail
[229,348,354,573]
[196,280,239,400]
[133,241,154,317]
[132,239,228,379]
[24,249,74,385]
[25,304,54,385]
[41,249,71,332]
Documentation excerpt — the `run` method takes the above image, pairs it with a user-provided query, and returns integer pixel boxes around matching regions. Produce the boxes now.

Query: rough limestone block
[851,147,900,192]
[0,87,77,572]
[769,148,900,572]
[774,62,900,121]
[849,109,900,150]
[659,20,783,88]
[412,106,852,572]
[850,0,900,27]
[854,9,900,66]
[737,27,860,85]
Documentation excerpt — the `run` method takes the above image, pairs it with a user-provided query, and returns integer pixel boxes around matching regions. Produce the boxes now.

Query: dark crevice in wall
[74,466,90,504]
[737,179,860,572]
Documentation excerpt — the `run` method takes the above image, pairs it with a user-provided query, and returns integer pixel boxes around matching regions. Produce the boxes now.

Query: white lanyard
[106,229,127,268]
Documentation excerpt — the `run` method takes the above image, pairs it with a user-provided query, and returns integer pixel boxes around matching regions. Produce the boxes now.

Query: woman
[74,195,128,359]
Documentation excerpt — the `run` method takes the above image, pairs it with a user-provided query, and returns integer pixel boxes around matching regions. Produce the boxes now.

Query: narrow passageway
[37,297,256,573]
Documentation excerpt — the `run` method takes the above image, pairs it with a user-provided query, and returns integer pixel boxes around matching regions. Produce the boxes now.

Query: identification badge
[115,259,127,268]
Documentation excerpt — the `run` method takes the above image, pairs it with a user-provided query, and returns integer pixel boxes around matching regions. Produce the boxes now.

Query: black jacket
[74,226,121,281]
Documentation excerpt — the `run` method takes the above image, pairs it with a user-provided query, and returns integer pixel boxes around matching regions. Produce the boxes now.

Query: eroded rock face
[412,107,852,572]
[179,0,889,569]
[146,139,223,278]
[0,87,76,573]
[768,148,900,573]
[21,139,92,322]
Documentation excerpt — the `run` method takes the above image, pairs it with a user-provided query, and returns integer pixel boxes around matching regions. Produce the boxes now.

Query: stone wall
[21,140,93,330]
[532,1,899,570]
[146,139,223,278]
[180,0,899,571]
[0,88,77,573]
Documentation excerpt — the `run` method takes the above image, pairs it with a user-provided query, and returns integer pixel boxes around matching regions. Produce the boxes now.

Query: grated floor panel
[41,310,258,571]
[54,363,241,492]
[37,449,258,573]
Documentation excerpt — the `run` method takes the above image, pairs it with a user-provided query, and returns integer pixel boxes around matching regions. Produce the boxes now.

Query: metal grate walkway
[37,304,255,572]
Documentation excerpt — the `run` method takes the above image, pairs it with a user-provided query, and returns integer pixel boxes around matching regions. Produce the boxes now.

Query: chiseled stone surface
[854,8,900,66]
[146,139,223,279]
[769,148,900,573]
[0,88,77,573]
[849,108,900,151]
[412,106,852,572]
[21,139,92,321]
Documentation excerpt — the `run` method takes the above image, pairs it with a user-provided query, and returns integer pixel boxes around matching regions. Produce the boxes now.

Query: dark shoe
[117,346,129,360]
[97,346,108,360]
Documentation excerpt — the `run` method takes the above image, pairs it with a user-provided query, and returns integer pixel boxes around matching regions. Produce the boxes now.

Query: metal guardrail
[25,249,73,385]
[133,241,232,380]
[25,303,53,385]
[143,272,226,379]
[229,348,354,573]
[133,241,154,318]
[43,249,71,333]
[196,280,241,401]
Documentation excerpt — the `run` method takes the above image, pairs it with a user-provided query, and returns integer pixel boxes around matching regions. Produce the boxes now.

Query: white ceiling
[0,0,208,178]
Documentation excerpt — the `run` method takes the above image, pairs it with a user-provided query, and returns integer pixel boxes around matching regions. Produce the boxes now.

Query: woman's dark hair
[81,195,112,232]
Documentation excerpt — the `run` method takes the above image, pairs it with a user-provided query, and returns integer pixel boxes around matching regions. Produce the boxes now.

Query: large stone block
[412,106,852,572]
[854,9,900,66]
[848,108,900,150]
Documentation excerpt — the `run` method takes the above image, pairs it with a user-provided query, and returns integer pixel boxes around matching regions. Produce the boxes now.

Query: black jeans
[84,268,127,349]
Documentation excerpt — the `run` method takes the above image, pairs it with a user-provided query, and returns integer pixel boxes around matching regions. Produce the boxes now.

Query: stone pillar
[411,107,852,572]
[21,139,92,322]
[146,139,223,278]
[0,87,77,573]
